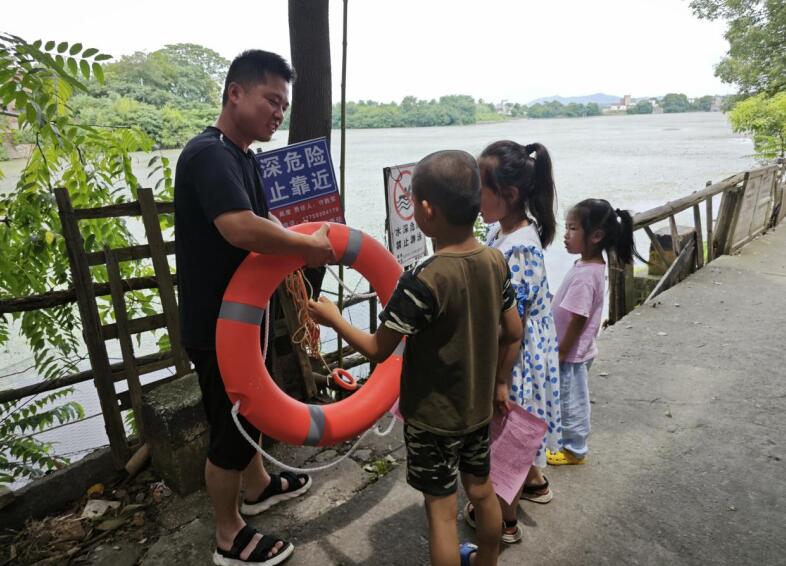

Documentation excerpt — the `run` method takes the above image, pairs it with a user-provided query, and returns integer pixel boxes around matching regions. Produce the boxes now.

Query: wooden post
[277,288,318,399]
[368,284,377,372]
[668,215,681,255]
[607,251,626,324]
[55,188,129,467]
[646,235,697,303]
[706,194,714,263]
[714,173,748,255]
[136,188,190,377]
[693,204,704,269]
[105,247,145,438]
[643,225,670,272]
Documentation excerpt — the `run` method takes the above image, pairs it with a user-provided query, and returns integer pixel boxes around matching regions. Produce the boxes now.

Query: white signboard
[383,164,428,269]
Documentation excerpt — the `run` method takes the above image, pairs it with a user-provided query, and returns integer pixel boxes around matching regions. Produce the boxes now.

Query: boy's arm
[558,313,588,363]
[307,297,403,363]
[495,306,524,413]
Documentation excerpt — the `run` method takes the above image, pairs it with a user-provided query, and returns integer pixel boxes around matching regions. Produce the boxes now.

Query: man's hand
[303,223,335,267]
[307,296,342,328]
[494,382,511,415]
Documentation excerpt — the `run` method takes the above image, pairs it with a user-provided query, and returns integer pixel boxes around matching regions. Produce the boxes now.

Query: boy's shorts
[187,348,260,471]
[404,422,491,497]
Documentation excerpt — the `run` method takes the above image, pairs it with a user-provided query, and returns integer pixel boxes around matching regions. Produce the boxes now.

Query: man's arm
[214,210,334,267]
[558,313,588,363]
[307,297,403,363]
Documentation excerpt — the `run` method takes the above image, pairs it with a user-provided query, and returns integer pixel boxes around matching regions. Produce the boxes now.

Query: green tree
[693,95,714,112]
[728,92,786,158]
[691,0,786,95]
[628,100,653,115]
[661,93,692,113]
[0,33,171,483]
[160,43,229,84]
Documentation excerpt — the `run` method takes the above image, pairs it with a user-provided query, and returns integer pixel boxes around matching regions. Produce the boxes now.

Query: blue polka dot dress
[487,223,562,468]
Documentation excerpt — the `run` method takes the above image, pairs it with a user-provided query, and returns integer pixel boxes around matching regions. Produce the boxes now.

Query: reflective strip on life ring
[216,222,404,446]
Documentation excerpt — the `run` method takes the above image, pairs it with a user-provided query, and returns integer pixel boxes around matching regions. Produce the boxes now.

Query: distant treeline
[0,41,726,155]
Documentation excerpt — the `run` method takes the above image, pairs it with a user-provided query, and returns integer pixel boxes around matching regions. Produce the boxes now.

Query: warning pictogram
[393,171,414,221]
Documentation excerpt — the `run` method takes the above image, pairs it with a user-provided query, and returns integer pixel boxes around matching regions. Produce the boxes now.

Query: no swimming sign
[383,164,428,269]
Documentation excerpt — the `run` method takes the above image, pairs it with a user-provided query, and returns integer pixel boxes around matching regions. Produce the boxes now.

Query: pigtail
[613,208,637,265]
[523,143,557,247]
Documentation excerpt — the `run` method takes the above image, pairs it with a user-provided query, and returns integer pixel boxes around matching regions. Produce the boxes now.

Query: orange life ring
[331,368,359,392]
[216,222,404,446]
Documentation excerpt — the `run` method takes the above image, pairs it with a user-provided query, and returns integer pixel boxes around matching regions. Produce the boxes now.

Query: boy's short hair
[222,50,295,106]
[412,150,480,226]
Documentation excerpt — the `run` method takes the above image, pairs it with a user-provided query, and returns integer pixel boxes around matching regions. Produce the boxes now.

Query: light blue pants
[559,360,593,457]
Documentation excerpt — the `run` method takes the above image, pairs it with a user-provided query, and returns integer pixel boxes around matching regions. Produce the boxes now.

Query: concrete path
[137,226,786,566]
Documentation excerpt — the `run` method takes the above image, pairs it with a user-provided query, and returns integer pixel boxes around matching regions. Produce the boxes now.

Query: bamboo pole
[337,0,348,369]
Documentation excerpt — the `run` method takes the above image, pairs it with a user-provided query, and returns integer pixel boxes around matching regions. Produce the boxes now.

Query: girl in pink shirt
[547,198,637,465]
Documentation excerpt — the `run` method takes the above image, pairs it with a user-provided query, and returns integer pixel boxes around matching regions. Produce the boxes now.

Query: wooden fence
[0,188,377,469]
[609,162,785,323]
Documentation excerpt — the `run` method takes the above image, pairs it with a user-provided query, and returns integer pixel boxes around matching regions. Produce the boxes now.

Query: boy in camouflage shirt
[309,150,522,565]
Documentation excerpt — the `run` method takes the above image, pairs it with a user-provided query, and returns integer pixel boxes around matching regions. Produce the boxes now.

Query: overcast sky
[8,0,734,103]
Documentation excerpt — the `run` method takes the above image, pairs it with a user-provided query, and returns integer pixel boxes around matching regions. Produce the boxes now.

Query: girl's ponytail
[523,143,556,247]
[613,208,636,265]
[479,140,557,248]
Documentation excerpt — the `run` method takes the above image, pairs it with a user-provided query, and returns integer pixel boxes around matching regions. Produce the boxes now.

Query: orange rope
[284,270,322,359]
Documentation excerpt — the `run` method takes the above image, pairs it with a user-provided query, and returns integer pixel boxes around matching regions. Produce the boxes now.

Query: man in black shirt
[175,50,333,566]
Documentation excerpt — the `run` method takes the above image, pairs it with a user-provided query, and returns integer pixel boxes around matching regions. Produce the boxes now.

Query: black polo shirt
[174,127,269,350]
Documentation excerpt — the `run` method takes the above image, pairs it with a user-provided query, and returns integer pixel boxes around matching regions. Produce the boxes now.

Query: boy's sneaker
[546,449,585,466]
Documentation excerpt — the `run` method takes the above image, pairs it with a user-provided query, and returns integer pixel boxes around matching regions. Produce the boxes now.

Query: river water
[0,112,755,485]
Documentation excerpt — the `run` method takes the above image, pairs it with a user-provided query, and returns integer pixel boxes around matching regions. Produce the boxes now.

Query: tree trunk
[288,0,332,146]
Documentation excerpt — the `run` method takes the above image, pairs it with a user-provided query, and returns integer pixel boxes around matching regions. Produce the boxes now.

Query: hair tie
[614,208,623,223]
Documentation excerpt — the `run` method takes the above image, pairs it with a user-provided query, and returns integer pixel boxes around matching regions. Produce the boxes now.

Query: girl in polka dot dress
[477,140,561,539]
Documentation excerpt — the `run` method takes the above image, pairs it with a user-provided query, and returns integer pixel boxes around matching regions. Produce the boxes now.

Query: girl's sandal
[501,520,523,544]
[520,476,553,504]
[546,449,586,466]
[463,502,523,544]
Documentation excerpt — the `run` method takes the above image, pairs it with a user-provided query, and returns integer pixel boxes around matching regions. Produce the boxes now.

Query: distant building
[710,96,724,112]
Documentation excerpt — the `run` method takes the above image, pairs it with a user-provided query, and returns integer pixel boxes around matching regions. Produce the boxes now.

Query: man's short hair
[412,150,481,226]
[222,50,295,106]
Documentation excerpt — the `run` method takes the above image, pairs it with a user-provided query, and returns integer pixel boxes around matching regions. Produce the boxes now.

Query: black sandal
[241,471,312,516]
[520,476,553,504]
[213,524,294,566]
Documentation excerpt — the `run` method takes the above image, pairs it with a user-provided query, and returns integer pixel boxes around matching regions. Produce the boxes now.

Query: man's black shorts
[187,348,260,471]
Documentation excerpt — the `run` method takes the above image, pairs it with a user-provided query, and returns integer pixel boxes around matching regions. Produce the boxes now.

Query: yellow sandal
[546,449,586,466]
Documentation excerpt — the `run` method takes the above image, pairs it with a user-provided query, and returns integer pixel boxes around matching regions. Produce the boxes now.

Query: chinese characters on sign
[254,138,345,228]
[383,164,428,269]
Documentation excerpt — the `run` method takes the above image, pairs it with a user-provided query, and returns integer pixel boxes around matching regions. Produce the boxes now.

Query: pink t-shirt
[552,260,606,363]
